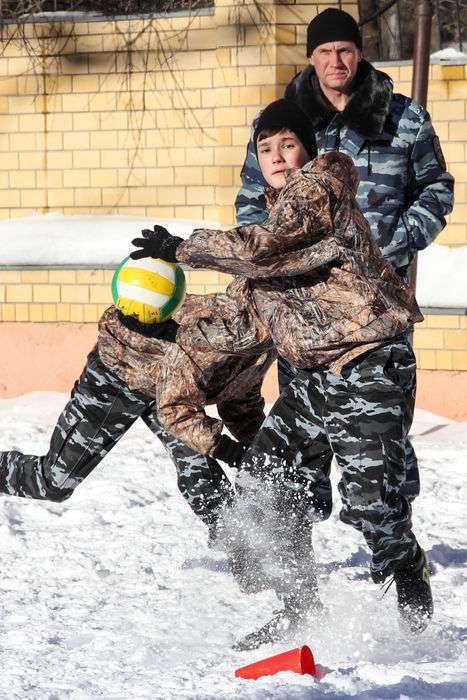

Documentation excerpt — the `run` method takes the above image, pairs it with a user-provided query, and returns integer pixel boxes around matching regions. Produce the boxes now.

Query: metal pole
[411,0,433,107]
[455,0,463,54]
[409,0,433,290]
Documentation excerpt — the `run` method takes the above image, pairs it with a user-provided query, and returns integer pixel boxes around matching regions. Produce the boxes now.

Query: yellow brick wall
[2,268,466,372]
[0,268,232,323]
[0,0,359,225]
[1,3,466,373]
[0,6,464,232]
[414,314,467,371]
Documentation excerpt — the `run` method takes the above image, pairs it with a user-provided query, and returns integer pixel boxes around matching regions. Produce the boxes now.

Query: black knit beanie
[306,8,362,57]
[253,99,317,160]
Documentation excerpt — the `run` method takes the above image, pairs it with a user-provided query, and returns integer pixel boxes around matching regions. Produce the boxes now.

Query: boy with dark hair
[133,99,432,647]
[236,8,455,506]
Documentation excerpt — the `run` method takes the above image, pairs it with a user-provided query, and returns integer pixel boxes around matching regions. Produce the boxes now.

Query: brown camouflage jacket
[97,304,275,456]
[176,152,423,372]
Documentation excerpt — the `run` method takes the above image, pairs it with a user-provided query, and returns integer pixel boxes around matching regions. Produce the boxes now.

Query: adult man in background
[235,7,454,502]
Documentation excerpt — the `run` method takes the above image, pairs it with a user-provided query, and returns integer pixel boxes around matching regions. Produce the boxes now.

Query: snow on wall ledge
[0,213,215,267]
[1,212,466,309]
[429,47,467,64]
[416,243,467,308]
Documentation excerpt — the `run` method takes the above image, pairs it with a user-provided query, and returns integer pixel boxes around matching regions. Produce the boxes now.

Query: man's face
[257,129,310,189]
[309,41,361,94]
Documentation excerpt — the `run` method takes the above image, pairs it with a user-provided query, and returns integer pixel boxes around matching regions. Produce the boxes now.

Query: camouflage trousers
[240,338,420,582]
[278,355,420,501]
[0,347,232,528]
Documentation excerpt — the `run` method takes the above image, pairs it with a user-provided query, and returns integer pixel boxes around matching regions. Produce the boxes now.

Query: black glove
[130,225,183,263]
[117,310,179,341]
[213,435,247,469]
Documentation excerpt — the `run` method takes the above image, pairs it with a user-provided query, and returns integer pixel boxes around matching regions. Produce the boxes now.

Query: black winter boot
[394,546,433,634]
[232,592,323,652]
[232,608,295,651]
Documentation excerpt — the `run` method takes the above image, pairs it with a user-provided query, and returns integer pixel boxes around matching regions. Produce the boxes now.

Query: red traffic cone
[235,645,316,681]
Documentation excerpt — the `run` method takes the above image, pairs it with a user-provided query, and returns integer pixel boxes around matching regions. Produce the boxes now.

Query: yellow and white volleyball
[112,256,186,324]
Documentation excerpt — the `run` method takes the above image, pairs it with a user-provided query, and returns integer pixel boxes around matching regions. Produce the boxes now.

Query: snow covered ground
[0,393,466,699]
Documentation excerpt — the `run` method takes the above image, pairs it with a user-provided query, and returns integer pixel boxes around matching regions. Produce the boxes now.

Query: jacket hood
[303,152,359,195]
[284,59,393,137]
[274,152,359,199]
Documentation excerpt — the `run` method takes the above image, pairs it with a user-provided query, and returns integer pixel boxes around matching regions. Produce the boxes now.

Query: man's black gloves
[213,435,247,469]
[130,225,183,263]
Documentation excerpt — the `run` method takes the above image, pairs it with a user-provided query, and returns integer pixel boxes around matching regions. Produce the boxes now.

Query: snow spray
[217,451,318,599]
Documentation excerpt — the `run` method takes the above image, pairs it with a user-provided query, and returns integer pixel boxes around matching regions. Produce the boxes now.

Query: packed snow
[416,244,467,308]
[430,48,467,63]
[1,213,467,308]
[0,392,466,699]
[0,213,217,268]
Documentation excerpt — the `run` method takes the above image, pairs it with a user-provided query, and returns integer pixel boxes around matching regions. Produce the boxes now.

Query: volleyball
[112,256,186,324]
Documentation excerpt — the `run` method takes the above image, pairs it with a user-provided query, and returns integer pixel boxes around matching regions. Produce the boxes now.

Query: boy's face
[257,129,311,189]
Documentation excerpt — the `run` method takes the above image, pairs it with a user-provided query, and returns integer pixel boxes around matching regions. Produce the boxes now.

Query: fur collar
[285,59,393,137]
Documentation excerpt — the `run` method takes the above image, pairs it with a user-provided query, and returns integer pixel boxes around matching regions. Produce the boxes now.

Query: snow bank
[417,243,467,308]
[430,47,467,63]
[1,213,466,308]
[18,11,103,20]
[0,213,217,268]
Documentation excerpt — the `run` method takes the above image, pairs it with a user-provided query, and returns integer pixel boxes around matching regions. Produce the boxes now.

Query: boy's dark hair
[253,99,317,161]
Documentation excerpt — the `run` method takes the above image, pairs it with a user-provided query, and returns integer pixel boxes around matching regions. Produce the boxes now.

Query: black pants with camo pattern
[278,355,420,503]
[242,339,420,582]
[0,347,232,529]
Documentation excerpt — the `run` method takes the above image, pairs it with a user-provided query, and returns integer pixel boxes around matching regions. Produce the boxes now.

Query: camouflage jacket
[235,60,454,276]
[177,152,424,372]
[97,304,275,457]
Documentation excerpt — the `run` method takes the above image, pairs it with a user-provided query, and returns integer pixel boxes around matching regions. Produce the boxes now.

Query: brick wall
[0,2,466,379]
[2,266,466,370]
[0,5,464,238]
[0,268,231,322]
[414,313,467,371]
[0,0,359,225]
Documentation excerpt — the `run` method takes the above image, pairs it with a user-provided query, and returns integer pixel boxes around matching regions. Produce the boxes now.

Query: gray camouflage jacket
[177,152,424,373]
[235,60,454,276]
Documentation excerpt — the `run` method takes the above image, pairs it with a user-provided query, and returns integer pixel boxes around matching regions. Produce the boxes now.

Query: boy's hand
[213,435,247,468]
[130,225,183,263]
